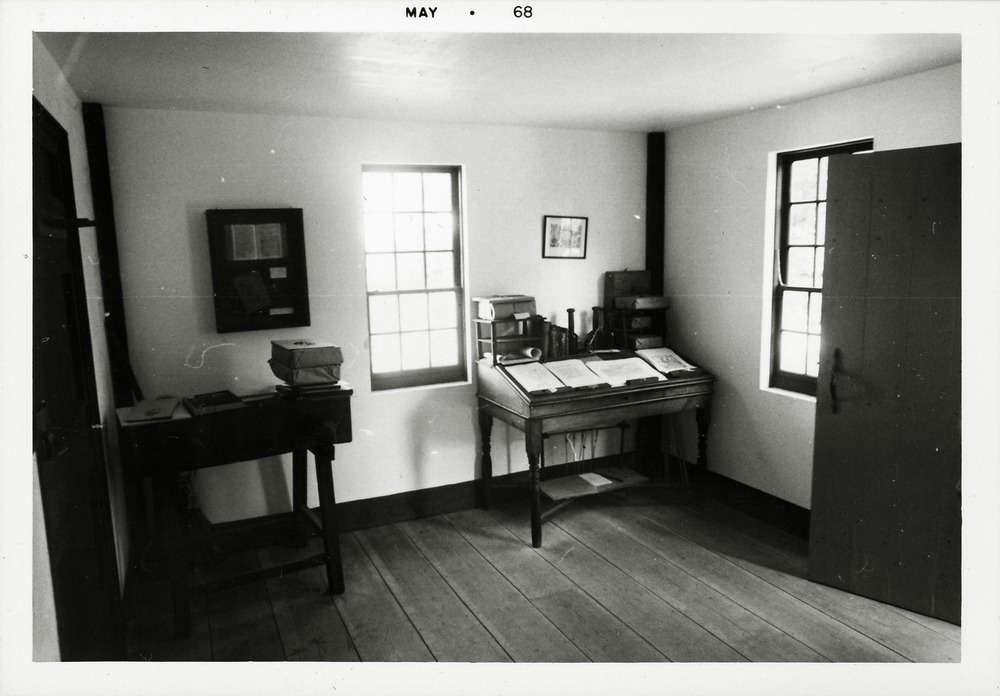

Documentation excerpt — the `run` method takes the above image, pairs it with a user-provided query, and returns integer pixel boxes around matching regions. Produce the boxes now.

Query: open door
[808,143,961,625]
[33,98,127,659]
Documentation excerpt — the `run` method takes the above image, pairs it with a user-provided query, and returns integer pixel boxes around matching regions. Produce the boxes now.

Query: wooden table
[476,358,713,547]
[117,390,352,638]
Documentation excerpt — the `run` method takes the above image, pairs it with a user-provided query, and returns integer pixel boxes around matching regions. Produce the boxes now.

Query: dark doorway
[33,97,126,660]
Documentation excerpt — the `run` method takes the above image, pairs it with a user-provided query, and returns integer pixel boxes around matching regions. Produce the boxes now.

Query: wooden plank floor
[127,492,960,662]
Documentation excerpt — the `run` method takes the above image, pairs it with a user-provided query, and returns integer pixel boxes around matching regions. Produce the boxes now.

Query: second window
[362,165,467,390]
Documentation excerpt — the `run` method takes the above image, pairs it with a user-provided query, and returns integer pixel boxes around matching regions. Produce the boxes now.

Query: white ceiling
[36,32,961,132]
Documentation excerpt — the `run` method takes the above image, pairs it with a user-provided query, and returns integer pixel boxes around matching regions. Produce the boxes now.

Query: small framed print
[542,215,588,259]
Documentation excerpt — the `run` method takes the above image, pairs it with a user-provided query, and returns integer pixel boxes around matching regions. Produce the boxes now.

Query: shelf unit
[596,270,671,350]
[474,315,546,364]
[589,305,669,351]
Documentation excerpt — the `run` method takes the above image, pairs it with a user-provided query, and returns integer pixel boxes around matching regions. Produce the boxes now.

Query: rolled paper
[496,346,543,364]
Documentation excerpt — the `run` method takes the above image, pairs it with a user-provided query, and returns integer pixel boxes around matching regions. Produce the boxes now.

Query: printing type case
[269,339,343,385]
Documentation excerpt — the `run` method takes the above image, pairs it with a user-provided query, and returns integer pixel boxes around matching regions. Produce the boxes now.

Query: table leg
[313,450,345,595]
[526,425,543,548]
[695,404,711,470]
[660,415,671,482]
[291,449,309,546]
[528,452,543,547]
[292,449,307,511]
[478,409,493,509]
[694,404,712,499]
[153,473,192,639]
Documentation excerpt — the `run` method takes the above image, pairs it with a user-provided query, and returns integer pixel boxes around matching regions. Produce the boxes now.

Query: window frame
[770,139,873,396]
[362,164,468,391]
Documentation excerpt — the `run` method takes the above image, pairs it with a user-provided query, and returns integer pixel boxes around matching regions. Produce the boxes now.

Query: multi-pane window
[771,140,872,395]
[362,165,467,390]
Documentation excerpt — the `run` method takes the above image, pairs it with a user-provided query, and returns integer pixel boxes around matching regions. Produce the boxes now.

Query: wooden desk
[476,359,713,547]
[117,390,352,638]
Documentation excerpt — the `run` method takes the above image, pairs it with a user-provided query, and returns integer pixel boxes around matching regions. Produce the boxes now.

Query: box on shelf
[603,271,651,308]
[474,295,536,321]
[627,315,654,330]
[613,295,671,310]
[629,334,665,350]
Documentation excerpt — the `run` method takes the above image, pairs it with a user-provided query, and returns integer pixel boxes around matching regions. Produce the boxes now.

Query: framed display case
[205,208,310,333]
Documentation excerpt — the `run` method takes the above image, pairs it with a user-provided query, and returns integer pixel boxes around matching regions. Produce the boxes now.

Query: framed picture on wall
[542,215,588,259]
[205,208,311,333]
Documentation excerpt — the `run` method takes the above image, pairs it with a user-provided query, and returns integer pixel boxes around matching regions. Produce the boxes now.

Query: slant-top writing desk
[476,357,713,547]
[118,391,352,638]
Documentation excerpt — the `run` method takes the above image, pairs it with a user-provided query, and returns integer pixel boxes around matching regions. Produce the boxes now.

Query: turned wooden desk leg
[694,404,712,497]
[528,451,542,547]
[292,449,307,510]
[313,450,345,595]
[527,425,544,548]
[478,409,494,509]
[291,449,309,545]
[153,473,192,639]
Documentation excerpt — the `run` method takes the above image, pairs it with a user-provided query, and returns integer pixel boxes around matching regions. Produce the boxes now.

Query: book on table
[542,359,609,389]
[125,397,181,423]
[276,382,348,400]
[582,356,664,386]
[182,390,245,415]
[635,347,698,374]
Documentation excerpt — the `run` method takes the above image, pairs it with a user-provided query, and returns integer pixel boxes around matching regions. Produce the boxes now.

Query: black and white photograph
[3,2,1000,695]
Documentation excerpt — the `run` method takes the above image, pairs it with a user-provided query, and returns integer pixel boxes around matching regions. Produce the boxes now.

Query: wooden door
[808,143,961,625]
[33,98,127,659]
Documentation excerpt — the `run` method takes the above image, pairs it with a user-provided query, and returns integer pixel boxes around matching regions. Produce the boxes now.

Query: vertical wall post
[645,132,666,294]
[637,132,667,473]
[82,103,134,405]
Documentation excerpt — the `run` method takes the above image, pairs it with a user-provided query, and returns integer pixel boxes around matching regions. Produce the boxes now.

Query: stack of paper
[503,356,666,393]
[584,357,664,386]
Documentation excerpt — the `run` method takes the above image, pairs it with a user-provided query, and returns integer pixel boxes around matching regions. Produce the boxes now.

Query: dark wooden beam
[645,132,666,295]
[82,103,136,404]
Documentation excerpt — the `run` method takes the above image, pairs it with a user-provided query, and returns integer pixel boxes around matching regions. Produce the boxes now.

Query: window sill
[371,378,473,395]
[760,386,817,404]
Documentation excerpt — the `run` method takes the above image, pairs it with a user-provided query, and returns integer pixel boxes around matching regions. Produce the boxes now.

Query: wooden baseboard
[699,468,810,541]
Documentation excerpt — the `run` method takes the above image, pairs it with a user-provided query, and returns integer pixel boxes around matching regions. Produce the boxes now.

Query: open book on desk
[583,357,665,386]
[502,361,570,393]
[503,356,665,394]
[635,347,698,374]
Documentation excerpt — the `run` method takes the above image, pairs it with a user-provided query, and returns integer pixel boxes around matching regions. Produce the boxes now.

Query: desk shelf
[475,315,546,364]
[538,466,648,501]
